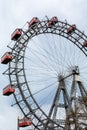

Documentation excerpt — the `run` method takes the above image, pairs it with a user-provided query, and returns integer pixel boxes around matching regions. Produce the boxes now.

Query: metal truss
[3,17,87,130]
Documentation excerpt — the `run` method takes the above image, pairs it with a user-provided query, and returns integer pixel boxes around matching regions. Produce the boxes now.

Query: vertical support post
[17,116,20,130]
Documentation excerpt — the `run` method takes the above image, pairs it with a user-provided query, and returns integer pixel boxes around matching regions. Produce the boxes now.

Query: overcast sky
[0,0,87,130]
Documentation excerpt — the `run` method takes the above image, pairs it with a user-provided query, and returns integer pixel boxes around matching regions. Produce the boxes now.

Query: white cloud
[0,106,18,130]
[0,0,87,130]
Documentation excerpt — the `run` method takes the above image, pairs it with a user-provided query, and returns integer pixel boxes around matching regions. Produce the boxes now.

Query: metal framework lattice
[3,17,87,130]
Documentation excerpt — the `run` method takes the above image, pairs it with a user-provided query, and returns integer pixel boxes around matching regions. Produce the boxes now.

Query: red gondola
[82,41,87,47]
[11,28,22,41]
[48,16,58,26]
[1,52,13,64]
[67,24,76,34]
[3,84,15,96]
[28,17,39,28]
[18,117,32,127]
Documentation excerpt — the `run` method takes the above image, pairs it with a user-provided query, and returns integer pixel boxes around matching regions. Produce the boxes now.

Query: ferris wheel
[2,16,87,130]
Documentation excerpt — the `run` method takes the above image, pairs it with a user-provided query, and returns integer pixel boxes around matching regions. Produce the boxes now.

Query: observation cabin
[3,84,15,96]
[67,24,76,34]
[48,16,58,26]
[18,117,32,127]
[11,28,22,41]
[28,17,39,28]
[1,52,13,64]
[82,41,87,47]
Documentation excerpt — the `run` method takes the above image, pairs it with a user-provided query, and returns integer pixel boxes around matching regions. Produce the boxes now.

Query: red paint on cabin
[28,17,39,28]
[3,85,15,96]
[67,24,76,34]
[1,52,13,64]
[18,117,32,127]
[48,16,58,26]
[11,28,22,40]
